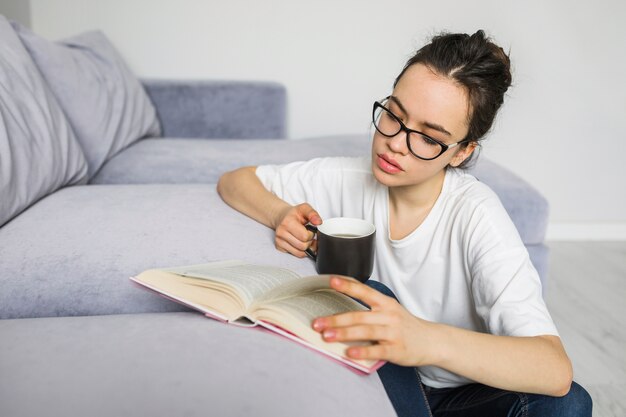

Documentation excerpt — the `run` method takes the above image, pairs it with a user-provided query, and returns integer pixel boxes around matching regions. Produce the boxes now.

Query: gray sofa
[0,18,549,417]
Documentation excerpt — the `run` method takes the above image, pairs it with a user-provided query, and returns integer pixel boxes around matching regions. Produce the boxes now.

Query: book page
[253,275,334,305]
[259,289,369,324]
[162,260,302,305]
[250,290,377,368]
[131,270,244,319]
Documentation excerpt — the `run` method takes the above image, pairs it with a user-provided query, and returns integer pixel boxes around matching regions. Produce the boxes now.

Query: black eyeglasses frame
[372,96,472,161]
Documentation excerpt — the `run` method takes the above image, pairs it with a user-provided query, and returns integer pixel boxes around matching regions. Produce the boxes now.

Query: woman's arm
[217,166,289,229]
[430,325,572,396]
[217,167,322,257]
[313,277,573,397]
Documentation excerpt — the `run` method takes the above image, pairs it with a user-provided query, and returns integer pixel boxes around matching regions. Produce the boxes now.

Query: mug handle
[304,224,318,261]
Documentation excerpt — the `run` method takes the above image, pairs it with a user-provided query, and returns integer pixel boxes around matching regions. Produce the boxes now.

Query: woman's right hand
[274,203,322,258]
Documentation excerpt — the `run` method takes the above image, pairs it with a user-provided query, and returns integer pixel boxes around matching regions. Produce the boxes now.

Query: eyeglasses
[372,96,471,160]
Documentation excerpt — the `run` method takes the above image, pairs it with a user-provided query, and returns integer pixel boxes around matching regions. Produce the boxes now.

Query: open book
[130,260,385,374]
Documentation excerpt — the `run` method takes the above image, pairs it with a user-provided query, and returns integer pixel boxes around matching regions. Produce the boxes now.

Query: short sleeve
[255,158,326,207]
[256,160,307,203]
[467,192,559,338]
[255,157,375,221]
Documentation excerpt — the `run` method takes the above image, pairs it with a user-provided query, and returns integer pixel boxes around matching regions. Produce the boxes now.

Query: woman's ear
[450,142,478,167]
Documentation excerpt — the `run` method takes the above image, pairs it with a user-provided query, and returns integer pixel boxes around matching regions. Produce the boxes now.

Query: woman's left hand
[312,276,439,367]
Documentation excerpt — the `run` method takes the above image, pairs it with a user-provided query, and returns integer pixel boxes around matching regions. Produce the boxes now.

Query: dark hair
[394,30,512,168]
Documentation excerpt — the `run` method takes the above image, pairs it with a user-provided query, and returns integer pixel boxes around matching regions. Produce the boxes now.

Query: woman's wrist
[416,320,450,368]
[269,202,292,230]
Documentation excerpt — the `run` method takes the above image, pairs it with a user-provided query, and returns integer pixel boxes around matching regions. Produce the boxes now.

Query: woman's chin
[371,162,399,187]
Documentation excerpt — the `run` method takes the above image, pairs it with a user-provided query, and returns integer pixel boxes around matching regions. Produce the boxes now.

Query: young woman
[217,30,592,416]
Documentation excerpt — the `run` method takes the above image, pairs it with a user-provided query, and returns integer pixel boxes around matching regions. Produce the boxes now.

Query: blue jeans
[365,280,593,417]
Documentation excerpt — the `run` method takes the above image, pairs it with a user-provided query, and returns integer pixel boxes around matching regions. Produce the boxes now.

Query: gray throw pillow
[14,24,161,179]
[0,16,88,227]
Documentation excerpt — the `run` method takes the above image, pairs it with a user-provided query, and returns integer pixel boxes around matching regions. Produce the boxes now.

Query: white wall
[0,0,31,27]
[29,0,626,240]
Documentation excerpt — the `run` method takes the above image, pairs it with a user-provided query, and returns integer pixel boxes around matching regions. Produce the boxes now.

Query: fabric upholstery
[14,24,161,178]
[90,134,371,184]
[0,16,87,227]
[142,79,286,139]
[0,312,395,417]
[0,184,319,319]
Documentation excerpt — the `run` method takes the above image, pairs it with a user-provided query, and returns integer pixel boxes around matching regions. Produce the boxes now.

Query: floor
[545,242,626,417]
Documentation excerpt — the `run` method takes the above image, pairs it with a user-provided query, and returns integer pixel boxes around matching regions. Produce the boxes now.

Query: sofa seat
[0,180,549,320]
[0,312,396,417]
[0,184,316,319]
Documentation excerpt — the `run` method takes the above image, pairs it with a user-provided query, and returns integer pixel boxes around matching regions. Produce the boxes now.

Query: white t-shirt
[256,156,558,388]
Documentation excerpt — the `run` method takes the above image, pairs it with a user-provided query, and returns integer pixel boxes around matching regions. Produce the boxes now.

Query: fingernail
[348,347,361,358]
[323,330,336,340]
[312,319,324,330]
[330,277,343,286]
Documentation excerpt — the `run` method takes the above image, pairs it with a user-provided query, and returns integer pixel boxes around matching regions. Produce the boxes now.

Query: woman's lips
[376,154,403,174]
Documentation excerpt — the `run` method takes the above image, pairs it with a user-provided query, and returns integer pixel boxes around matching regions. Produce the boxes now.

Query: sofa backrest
[142,79,287,139]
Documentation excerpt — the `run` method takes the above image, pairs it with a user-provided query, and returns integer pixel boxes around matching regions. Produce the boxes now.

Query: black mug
[305,217,376,283]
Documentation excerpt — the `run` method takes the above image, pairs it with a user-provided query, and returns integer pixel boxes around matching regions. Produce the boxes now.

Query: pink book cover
[130,276,385,374]
[255,320,385,375]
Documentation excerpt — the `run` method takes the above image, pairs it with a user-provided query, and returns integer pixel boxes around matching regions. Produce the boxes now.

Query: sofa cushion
[0,184,317,319]
[14,24,161,178]
[91,134,371,185]
[0,179,548,321]
[0,312,395,417]
[93,134,549,246]
[0,16,87,227]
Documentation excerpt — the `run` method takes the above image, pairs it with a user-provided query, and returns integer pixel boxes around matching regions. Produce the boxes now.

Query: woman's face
[371,63,475,189]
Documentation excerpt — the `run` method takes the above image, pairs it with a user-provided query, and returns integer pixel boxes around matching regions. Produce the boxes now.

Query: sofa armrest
[141,80,287,139]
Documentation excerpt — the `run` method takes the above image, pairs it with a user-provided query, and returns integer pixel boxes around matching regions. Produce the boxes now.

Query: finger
[321,325,391,344]
[312,311,388,331]
[346,344,392,361]
[298,203,322,226]
[285,221,316,243]
[278,228,313,252]
[275,237,307,258]
[329,276,393,309]
[276,216,313,243]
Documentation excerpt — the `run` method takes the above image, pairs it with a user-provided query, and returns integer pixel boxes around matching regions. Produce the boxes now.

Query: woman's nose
[387,131,408,155]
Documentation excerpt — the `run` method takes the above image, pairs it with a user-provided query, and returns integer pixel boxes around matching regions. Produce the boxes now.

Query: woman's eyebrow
[390,95,452,137]
[389,95,408,115]
[423,121,452,137]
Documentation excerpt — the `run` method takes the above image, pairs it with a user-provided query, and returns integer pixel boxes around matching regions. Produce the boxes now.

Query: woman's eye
[421,135,439,146]
[383,111,399,123]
